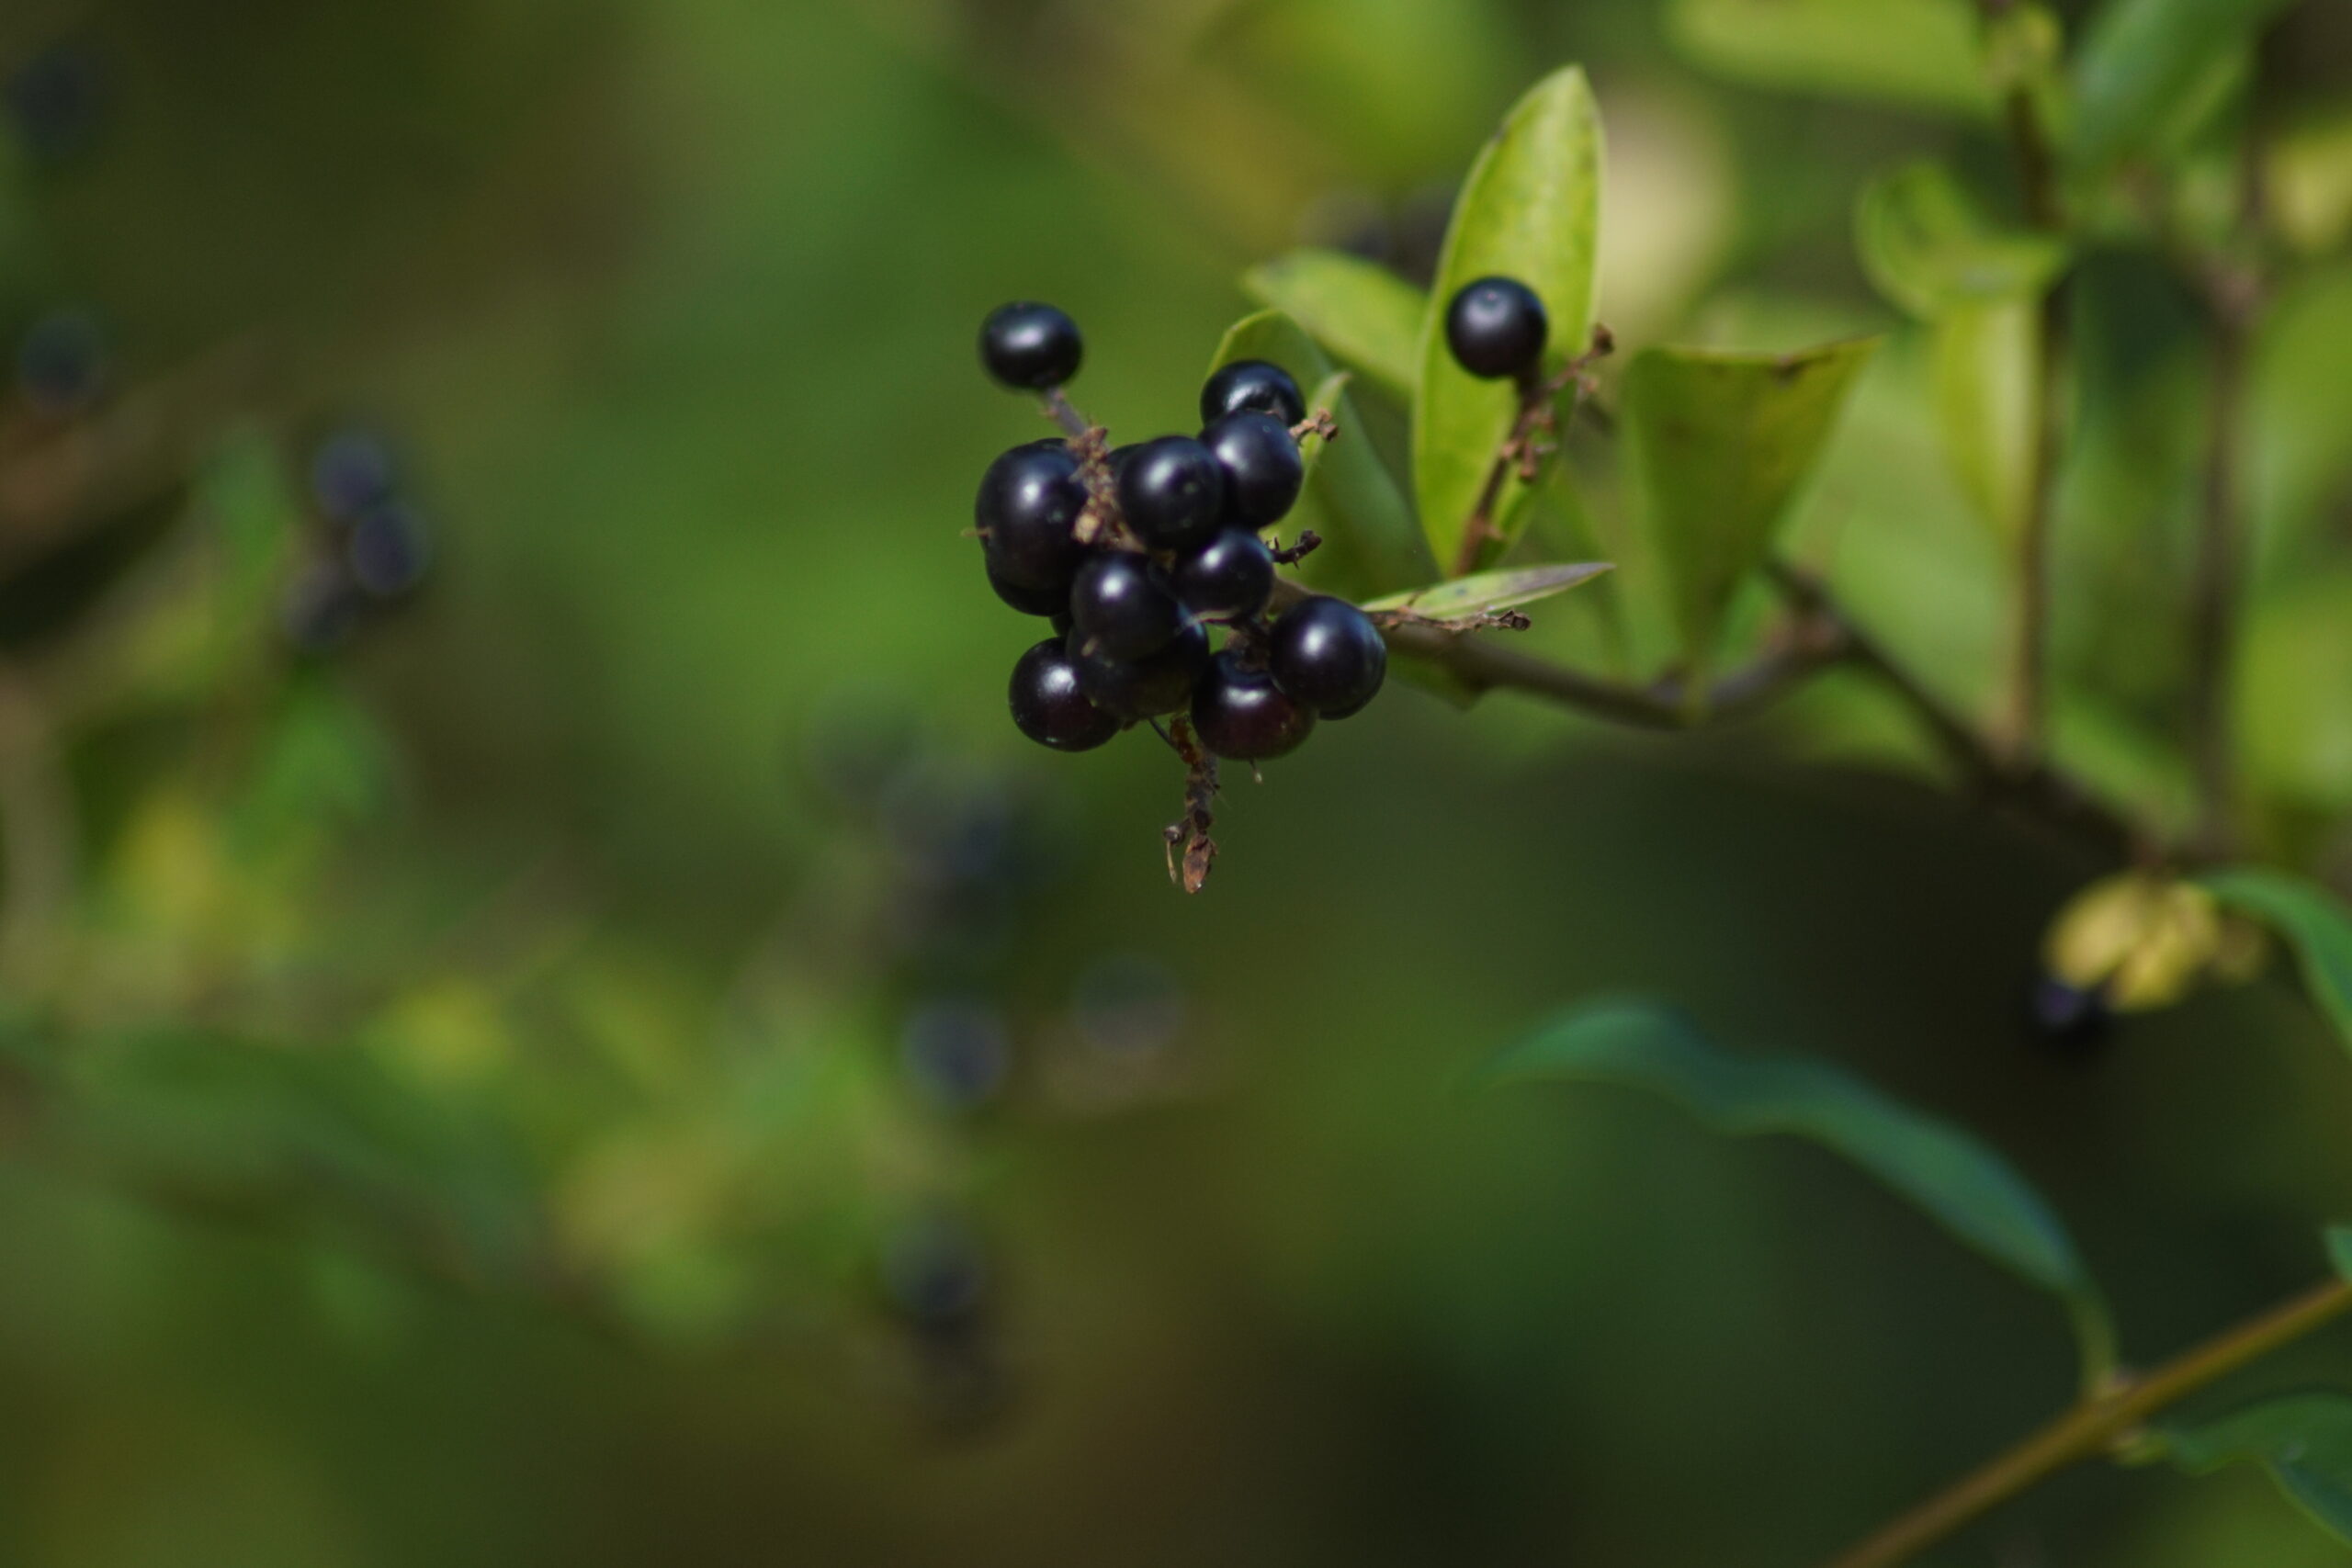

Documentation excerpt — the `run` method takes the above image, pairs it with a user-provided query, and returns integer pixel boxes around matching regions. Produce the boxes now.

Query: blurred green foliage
[0,0,2346,1564]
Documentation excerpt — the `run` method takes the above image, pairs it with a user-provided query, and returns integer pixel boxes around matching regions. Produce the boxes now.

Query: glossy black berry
[1201,412,1304,525]
[1192,652,1316,761]
[310,428,400,525]
[1114,435,1226,552]
[1009,637,1120,751]
[978,302,1082,392]
[989,563,1069,618]
[347,503,432,599]
[1446,276,1549,381]
[1173,527,1273,620]
[1270,595,1386,717]
[976,441,1087,590]
[2025,976,2111,1058]
[1200,358,1305,427]
[1069,551,1184,661]
[1069,620,1208,720]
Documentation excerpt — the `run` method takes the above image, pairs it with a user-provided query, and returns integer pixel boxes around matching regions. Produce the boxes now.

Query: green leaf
[2167,1395,2352,1546]
[1210,310,1433,598]
[1621,338,1879,687]
[2326,1226,2352,1282]
[1414,66,1602,577]
[1667,0,1999,117]
[1244,249,1427,406]
[1855,163,2070,319]
[2200,869,2352,1050]
[1485,998,2116,1383]
[2071,0,2298,170]
[1364,562,1612,621]
[1934,299,2042,543]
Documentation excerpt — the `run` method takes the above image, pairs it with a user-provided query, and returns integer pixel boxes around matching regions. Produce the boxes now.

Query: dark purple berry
[989,564,1069,618]
[1200,359,1305,427]
[1270,595,1386,717]
[1191,652,1315,761]
[978,302,1081,392]
[899,998,1011,1112]
[1069,551,1184,660]
[1446,276,1548,381]
[1173,527,1273,620]
[1009,638,1119,751]
[1069,620,1207,720]
[2025,976,2111,1057]
[976,441,1086,590]
[310,428,400,525]
[1114,435,1225,551]
[346,502,432,599]
[1200,412,1304,525]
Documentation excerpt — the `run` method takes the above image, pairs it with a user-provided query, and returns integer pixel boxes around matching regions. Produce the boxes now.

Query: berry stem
[1450,325,1613,580]
[1815,1274,2352,1568]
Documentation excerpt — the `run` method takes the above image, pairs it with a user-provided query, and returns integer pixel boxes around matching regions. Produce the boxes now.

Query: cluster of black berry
[973,301,1388,764]
[279,426,435,651]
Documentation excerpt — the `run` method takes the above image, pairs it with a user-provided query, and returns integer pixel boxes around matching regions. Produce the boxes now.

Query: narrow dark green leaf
[1210,310,1433,598]
[2168,1395,2352,1546]
[1414,66,1602,577]
[2201,869,2352,1051]
[1243,249,1427,406]
[1485,998,2114,1382]
[1620,339,1879,687]
[2071,0,2297,169]
[1855,162,2070,319]
[1667,0,1998,117]
[1364,563,1612,621]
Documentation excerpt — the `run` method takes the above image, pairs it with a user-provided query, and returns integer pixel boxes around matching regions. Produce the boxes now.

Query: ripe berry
[989,563,1068,617]
[978,302,1082,392]
[899,998,1011,1112]
[311,428,400,525]
[1069,551,1184,660]
[2025,976,2111,1058]
[1200,412,1304,525]
[1009,637,1120,751]
[1446,276,1549,381]
[1069,620,1208,720]
[1270,595,1386,717]
[347,503,432,598]
[976,441,1087,590]
[1173,526,1273,620]
[1114,435,1225,551]
[1192,652,1316,761]
[1200,358,1305,427]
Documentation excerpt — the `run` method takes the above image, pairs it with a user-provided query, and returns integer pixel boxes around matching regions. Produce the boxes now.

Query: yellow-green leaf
[1414,66,1602,577]
[1244,249,1427,406]
[1934,299,2042,543]
[1667,0,1999,117]
[1621,338,1879,685]
[1855,162,2070,319]
[1364,562,1612,621]
[2071,0,2298,170]
[2167,1396,2352,1547]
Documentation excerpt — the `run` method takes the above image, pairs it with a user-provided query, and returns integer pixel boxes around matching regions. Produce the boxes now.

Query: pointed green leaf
[1856,163,2070,319]
[2200,869,2352,1051]
[1667,0,1999,117]
[1364,562,1613,621]
[1934,299,2042,543]
[2072,0,2298,169]
[1485,998,2115,1382]
[1414,66,1602,577]
[1243,249,1428,406]
[1210,310,1433,598]
[2167,1395,2352,1546]
[1621,338,1879,684]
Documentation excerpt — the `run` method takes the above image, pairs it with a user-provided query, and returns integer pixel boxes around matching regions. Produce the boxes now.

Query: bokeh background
[1,0,2350,1563]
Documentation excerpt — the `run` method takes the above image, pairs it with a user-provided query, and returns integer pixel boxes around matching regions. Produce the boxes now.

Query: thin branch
[1998,73,2070,768]
[1818,1276,2352,1568]
[1450,325,1613,579]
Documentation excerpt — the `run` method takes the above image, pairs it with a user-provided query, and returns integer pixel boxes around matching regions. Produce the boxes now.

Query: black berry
[979,302,1082,392]
[1192,652,1316,761]
[899,998,1011,1112]
[1114,435,1225,552]
[1270,595,1386,717]
[1445,276,1549,381]
[1173,527,1273,620]
[2025,976,2111,1057]
[311,428,400,525]
[1009,637,1120,751]
[347,502,433,599]
[1201,412,1304,525]
[989,564,1069,618]
[1200,359,1305,427]
[1069,551,1184,661]
[1069,620,1208,720]
[976,440,1087,590]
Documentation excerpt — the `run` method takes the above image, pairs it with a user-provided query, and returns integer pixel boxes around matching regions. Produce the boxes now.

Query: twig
[1160,717,1218,894]
[1817,1276,2352,1568]
[1269,529,1321,567]
[1450,324,1613,579]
